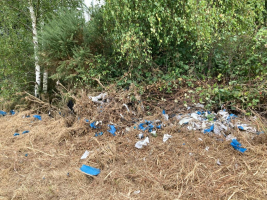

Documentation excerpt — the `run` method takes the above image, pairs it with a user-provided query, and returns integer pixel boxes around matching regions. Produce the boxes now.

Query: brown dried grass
[1,90,267,200]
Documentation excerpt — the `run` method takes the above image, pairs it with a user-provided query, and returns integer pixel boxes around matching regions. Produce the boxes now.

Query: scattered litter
[80,150,90,159]
[189,153,193,156]
[230,139,247,153]
[10,110,15,115]
[25,154,28,157]
[138,133,144,139]
[217,159,221,165]
[204,124,214,133]
[108,125,116,136]
[123,104,130,112]
[94,132,103,137]
[80,164,101,176]
[198,138,203,141]
[0,111,6,116]
[163,134,172,142]
[88,93,108,104]
[183,143,185,145]
[85,119,89,123]
[133,190,140,195]
[226,134,236,141]
[151,131,157,137]
[13,133,20,136]
[237,124,256,133]
[256,131,264,135]
[135,137,149,149]
[33,115,42,121]
[67,172,70,176]
[22,131,29,134]
[179,117,193,125]
[90,122,97,129]
[205,146,209,151]
[195,103,204,108]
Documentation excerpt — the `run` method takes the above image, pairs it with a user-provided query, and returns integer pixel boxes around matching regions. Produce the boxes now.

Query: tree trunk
[43,69,48,93]
[28,1,41,97]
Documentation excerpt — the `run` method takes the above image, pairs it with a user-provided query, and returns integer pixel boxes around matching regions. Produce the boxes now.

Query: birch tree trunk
[28,1,41,97]
[43,69,48,93]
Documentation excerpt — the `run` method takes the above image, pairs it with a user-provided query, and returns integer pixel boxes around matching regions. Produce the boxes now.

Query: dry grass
[1,90,267,200]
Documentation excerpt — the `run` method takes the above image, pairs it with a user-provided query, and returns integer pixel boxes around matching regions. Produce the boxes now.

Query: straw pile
[1,89,267,200]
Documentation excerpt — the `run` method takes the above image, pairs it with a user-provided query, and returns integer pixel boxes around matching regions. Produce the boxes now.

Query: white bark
[28,1,41,97]
[43,69,48,93]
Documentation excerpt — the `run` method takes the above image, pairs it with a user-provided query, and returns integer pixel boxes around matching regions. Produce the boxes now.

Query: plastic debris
[204,124,214,133]
[85,119,89,123]
[214,122,227,135]
[237,124,256,133]
[14,133,20,136]
[133,190,140,195]
[226,134,236,141]
[162,110,169,121]
[205,146,209,151]
[230,139,247,153]
[22,131,29,134]
[195,103,204,108]
[256,131,264,135]
[90,121,97,129]
[217,159,221,165]
[80,164,101,176]
[135,137,149,149]
[25,154,28,157]
[10,110,15,115]
[138,133,144,139]
[198,138,203,141]
[88,93,108,104]
[163,134,172,142]
[33,115,42,121]
[0,111,6,116]
[108,125,116,136]
[123,104,130,112]
[151,131,157,137]
[80,150,90,159]
[94,132,103,137]
[179,117,193,125]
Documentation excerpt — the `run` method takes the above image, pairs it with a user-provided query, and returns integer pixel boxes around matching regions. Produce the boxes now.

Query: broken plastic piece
[22,131,29,134]
[151,131,157,137]
[205,146,209,151]
[14,133,20,136]
[88,93,108,104]
[135,137,149,149]
[80,150,90,159]
[25,154,28,157]
[162,110,166,114]
[163,134,172,142]
[138,133,144,139]
[0,111,7,116]
[33,115,41,121]
[80,164,100,176]
[108,125,116,136]
[195,103,204,108]
[204,124,214,133]
[90,121,97,129]
[179,117,193,125]
[10,110,15,115]
[230,139,247,153]
[217,159,221,165]
[85,119,89,123]
[94,132,103,137]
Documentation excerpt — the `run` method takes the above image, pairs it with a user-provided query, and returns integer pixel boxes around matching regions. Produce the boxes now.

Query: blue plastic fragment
[25,154,28,157]
[230,139,247,153]
[197,111,202,115]
[33,115,42,121]
[14,133,20,136]
[207,111,211,114]
[204,124,214,133]
[238,126,244,130]
[227,114,237,121]
[26,115,30,118]
[67,172,70,176]
[183,143,185,145]
[90,121,97,129]
[108,125,116,136]
[156,125,162,129]
[22,130,29,134]
[162,110,166,114]
[80,164,100,176]
[10,110,15,115]
[0,111,6,116]
[138,123,147,131]
[85,119,89,123]
[94,132,103,137]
